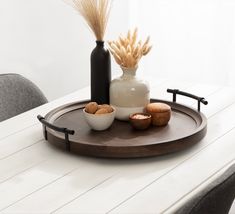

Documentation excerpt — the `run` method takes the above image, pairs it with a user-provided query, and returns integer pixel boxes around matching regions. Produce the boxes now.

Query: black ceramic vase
[90,41,111,104]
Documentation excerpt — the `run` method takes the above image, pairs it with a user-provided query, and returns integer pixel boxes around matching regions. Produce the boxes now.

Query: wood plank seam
[0,139,44,161]
[163,158,235,213]
[107,118,235,213]
[0,123,39,142]
[51,174,117,214]
[0,159,47,185]
[208,99,235,119]
[180,87,223,107]
[0,166,80,212]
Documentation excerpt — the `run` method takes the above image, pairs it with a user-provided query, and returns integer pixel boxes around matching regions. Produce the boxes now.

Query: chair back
[0,73,47,122]
[175,163,235,214]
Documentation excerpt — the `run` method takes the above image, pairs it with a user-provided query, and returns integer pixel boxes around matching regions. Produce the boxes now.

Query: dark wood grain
[43,99,207,158]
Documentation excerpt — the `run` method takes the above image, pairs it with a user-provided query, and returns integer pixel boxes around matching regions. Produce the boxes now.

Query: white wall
[1,0,234,101]
[129,0,235,86]
[0,0,130,100]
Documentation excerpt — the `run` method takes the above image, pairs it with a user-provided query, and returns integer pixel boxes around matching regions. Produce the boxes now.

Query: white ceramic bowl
[83,108,116,131]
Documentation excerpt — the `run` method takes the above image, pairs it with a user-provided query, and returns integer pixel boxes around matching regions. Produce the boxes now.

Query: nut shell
[98,104,114,113]
[85,102,98,114]
[95,108,109,115]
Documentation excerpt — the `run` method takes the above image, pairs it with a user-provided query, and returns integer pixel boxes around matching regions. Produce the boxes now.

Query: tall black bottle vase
[90,41,111,104]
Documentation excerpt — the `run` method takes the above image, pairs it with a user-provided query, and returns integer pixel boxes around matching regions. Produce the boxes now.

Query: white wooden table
[1,79,235,214]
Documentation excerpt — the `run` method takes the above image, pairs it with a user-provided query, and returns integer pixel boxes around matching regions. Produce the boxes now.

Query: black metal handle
[37,115,75,151]
[37,115,75,135]
[167,89,208,112]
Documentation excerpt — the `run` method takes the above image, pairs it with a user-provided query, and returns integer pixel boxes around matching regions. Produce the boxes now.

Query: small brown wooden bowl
[129,113,152,130]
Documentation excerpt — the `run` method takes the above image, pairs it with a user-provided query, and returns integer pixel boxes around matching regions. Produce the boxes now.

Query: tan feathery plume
[108,28,152,68]
[66,0,112,41]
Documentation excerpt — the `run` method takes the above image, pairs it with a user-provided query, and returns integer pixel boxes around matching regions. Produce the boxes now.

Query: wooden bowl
[146,103,171,126]
[129,113,152,130]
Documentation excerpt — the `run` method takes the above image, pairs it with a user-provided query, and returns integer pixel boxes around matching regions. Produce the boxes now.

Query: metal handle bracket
[37,115,75,151]
[167,89,208,112]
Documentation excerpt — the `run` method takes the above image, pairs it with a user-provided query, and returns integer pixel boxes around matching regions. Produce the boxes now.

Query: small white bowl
[83,108,116,131]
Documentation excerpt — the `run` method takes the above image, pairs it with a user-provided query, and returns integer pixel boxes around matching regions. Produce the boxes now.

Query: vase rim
[121,65,138,72]
[96,40,104,45]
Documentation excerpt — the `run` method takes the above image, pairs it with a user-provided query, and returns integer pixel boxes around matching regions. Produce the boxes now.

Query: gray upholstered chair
[0,73,47,122]
[175,164,235,214]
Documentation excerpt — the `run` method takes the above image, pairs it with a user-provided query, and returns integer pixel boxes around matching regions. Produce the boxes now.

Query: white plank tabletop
[0,78,235,214]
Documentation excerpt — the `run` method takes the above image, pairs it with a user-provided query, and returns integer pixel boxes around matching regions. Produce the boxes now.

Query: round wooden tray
[38,89,208,158]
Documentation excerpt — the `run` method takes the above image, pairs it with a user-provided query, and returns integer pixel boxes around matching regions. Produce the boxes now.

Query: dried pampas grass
[66,0,112,41]
[108,28,152,68]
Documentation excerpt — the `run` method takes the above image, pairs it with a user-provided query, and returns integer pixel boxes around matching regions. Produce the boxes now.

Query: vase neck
[96,40,104,47]
[121,67,137,78]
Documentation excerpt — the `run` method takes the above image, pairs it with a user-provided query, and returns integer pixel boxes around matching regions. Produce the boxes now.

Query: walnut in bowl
[83,102,116,131]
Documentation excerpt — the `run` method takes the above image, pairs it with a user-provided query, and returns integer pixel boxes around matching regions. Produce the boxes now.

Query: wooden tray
[38,89,208,158]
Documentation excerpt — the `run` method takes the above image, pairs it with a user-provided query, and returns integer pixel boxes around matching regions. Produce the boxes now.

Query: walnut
[85,102,98,114]
[95,108,109,114]
[98,104,113,113]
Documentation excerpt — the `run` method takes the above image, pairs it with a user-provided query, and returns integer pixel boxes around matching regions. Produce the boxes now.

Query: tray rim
[41,99,207,158]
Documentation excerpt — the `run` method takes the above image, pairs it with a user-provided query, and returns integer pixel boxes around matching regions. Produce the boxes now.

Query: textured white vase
[110,66,150,121]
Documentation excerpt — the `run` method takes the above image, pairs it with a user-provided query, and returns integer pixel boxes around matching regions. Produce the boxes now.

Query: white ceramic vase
[110,66,150,121]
